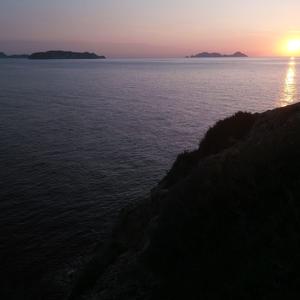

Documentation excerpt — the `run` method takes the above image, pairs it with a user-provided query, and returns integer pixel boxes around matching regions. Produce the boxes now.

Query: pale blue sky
[1,0,300,57]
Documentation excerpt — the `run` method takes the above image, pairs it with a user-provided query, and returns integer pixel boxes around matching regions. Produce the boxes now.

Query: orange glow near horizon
[3,2,300,57]
[277,36,300,57]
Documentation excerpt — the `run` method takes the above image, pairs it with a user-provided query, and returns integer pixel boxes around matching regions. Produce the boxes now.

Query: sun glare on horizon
[287,39,300,56]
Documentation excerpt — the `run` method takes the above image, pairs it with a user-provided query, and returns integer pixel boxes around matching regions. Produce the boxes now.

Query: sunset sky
[1,0,300,57]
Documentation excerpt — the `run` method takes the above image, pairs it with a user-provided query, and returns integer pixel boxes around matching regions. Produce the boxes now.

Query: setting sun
[287,39,300,54]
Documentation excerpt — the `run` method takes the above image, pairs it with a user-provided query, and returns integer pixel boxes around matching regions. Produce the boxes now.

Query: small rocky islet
[187,51,248,58]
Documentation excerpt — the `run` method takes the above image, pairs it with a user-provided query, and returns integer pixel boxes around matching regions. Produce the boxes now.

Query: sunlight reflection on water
[281,57,297,107]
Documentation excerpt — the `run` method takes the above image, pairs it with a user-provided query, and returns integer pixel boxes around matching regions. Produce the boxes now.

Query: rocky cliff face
[69,102,300,299]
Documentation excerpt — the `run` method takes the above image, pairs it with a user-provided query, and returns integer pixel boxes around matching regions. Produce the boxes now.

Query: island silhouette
[29,50,106,60]
[188,51,248,58]
[0,51,106,60]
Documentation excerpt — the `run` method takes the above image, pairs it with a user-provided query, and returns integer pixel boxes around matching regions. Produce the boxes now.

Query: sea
[0,57,298,299]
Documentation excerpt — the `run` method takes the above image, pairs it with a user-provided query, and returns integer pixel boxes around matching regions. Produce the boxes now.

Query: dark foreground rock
[69,103,300,300]
[29,51,106,60]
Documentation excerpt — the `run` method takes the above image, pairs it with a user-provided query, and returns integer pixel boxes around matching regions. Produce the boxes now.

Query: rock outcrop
[69,102,300,299]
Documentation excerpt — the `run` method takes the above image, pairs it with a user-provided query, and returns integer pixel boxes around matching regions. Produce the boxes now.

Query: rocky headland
[69,102,300,299]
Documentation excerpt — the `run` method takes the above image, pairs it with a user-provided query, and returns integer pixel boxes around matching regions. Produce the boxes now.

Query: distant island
[28,50,106,60]
[0,50,106,60]
[0,52,29,59]
[188,51,248,58]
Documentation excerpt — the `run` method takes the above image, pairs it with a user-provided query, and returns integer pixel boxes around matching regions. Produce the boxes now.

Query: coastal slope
[70,102,300,300]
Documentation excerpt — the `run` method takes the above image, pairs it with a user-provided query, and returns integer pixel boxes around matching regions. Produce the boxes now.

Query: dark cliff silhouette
[29,51,106,60]
[69,102,300,300]
[189,51,248,58]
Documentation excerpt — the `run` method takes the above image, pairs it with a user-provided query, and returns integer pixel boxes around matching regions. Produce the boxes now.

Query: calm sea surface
[0,57,299,298]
